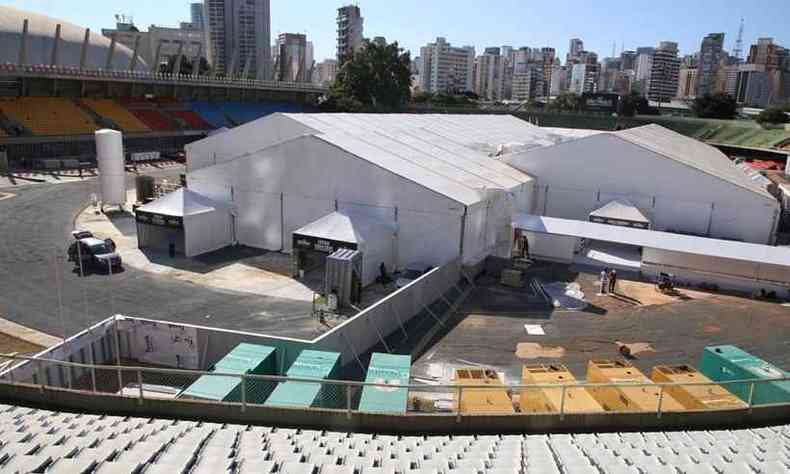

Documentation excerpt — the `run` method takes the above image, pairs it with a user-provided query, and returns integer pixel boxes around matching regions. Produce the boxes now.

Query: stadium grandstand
[0,5,324,167]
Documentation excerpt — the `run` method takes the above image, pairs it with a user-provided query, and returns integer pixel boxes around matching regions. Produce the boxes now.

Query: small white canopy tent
[589,199,651,229]
[292,211,396,286]
[136,188,233,258]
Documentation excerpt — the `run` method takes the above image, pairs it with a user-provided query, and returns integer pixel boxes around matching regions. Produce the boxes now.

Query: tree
[549,92,581,112]
[756,107,790,125]
[322,39,412,112]
[692,93,737,119]
[619,92,649,117]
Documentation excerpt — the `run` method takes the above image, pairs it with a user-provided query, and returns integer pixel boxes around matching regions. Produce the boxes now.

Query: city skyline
[2,0,789,63]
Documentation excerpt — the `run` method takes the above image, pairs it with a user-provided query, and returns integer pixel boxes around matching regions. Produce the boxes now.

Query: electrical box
[700,345,790,406]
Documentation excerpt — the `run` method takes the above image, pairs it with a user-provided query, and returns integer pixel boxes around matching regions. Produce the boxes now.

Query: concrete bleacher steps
[0,403,786,473]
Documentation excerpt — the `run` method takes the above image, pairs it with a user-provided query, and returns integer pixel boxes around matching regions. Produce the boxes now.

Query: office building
[419,37,475,94]
[697,33,725,96]
[647,42,680,103]
[191,3,205,30]
[337,5,364,62]
[204,0,271,79]
[474,48,507,101]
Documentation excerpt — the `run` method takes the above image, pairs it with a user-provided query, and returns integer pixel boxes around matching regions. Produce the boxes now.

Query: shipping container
[453,368,515,414]
[699,345,790,406]
[586,360,685,412]
[520,364,604,414]
[358,353,412,414]
[178,343,277,404]
[651,365,746,411]
[265,350,342,409]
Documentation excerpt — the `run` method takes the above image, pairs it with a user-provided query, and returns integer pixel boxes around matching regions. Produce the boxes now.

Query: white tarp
[590,199,651,227]
[294,211,396,286]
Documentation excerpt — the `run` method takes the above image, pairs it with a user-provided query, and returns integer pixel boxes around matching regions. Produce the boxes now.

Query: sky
[3,0,790,63]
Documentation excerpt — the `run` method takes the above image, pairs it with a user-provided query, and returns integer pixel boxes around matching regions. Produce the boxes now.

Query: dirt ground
[0,333,43,355]
[413,262,790,385]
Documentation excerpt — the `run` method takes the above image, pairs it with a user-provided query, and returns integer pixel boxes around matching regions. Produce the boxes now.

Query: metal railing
[0,63,327,94]
[1,354,787,421]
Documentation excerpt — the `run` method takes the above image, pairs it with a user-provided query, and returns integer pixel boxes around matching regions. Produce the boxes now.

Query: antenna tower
[734,18,745,61]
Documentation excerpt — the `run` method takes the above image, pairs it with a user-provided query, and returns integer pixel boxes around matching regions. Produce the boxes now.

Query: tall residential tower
[337,5,364,63]
[204,0,271,79]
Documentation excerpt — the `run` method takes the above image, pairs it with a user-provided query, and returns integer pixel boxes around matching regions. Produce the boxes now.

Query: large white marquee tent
[502,124,780,245]
[184,113,554,270]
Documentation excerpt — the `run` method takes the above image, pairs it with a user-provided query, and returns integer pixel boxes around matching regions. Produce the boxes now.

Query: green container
[179,344,277,404]
[265,350,341,409]
[700,345,790,406]
[358,353,411,414]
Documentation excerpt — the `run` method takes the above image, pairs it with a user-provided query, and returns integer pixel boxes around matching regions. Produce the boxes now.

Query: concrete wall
[505,134,780,245]
[1,381,788,436]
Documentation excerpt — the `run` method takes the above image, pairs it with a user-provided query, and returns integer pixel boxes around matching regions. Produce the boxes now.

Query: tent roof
[137,188,227,218]
[614,124,773,199]
[590,199,650,224]
[513,213,790,267]
[293,211,395,246]
[277,113,560,205]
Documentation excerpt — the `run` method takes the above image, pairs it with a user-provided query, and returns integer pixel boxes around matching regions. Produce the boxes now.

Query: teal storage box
[358,353,411,414]
[700,345,790,406]
[179,344,277,404]
[265,350,341,409]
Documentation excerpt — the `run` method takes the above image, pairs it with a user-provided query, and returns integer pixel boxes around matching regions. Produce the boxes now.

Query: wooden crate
[520,364,604,414]
[454,368,515,414]
[586,360,685,412]
[651,365,747,411]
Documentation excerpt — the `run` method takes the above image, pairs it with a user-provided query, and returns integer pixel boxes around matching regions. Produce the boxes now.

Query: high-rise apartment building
[677,66,698,98]
[570,62,600,94]
[697,33,725,96]
[337,5,364,62]
[512,64,545,101]
[620,50,637,71]
[474,48,507,101]
[313,59,338,86]
[648,42,681,103]
[273,33,311,82]
[567,38,584,64]
[204,0,271,79]
[419,37,475,94]
[540,47,558,96]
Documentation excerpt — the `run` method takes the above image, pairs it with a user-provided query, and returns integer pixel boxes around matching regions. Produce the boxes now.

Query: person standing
[600,268,609,294]
[609,269,618,294]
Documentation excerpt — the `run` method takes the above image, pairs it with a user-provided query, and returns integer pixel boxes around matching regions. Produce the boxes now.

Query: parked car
[395,263,434,288]
[68,236,122,272]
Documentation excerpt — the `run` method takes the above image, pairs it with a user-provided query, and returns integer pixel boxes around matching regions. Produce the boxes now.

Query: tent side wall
[504,134,780,245]
[642,247,790,295]
[185,114,318,173]
[184,210,234,258]
[188,135,466,270]
[137,223,185,254]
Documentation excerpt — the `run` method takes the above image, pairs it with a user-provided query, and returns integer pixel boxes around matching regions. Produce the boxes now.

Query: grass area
[515,111,790,149]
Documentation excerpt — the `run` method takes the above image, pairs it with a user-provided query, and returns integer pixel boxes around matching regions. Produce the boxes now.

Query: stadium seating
[222,101,306,125]
[0,97,98,136]
[189,101,232,128]
[81,99,151,133]
[0,403,786,473]
[171,110,213,130]
[130,109,178,132]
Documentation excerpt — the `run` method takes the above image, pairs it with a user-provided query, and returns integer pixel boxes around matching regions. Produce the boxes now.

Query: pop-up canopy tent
[292,211,396,286]
[136,188,233,257]
[589,199,651,230]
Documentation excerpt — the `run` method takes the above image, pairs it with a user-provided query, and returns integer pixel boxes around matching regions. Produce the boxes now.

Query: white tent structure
[136,188,233,258]
[292,211,396,286]
[185,114,547,271]
[589,199,651,229]
[503,124,780,245]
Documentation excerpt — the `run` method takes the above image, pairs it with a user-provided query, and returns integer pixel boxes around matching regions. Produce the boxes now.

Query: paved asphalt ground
[0,172,322,340]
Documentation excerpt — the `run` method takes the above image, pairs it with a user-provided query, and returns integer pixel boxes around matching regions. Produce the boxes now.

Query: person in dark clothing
[609,269,618,294]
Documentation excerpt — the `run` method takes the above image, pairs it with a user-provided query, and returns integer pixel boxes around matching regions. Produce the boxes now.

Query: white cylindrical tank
[95,129,126,207]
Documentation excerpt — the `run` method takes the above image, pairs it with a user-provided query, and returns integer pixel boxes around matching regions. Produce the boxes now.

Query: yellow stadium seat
[82,99,151,133]
[0,97,99,136]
